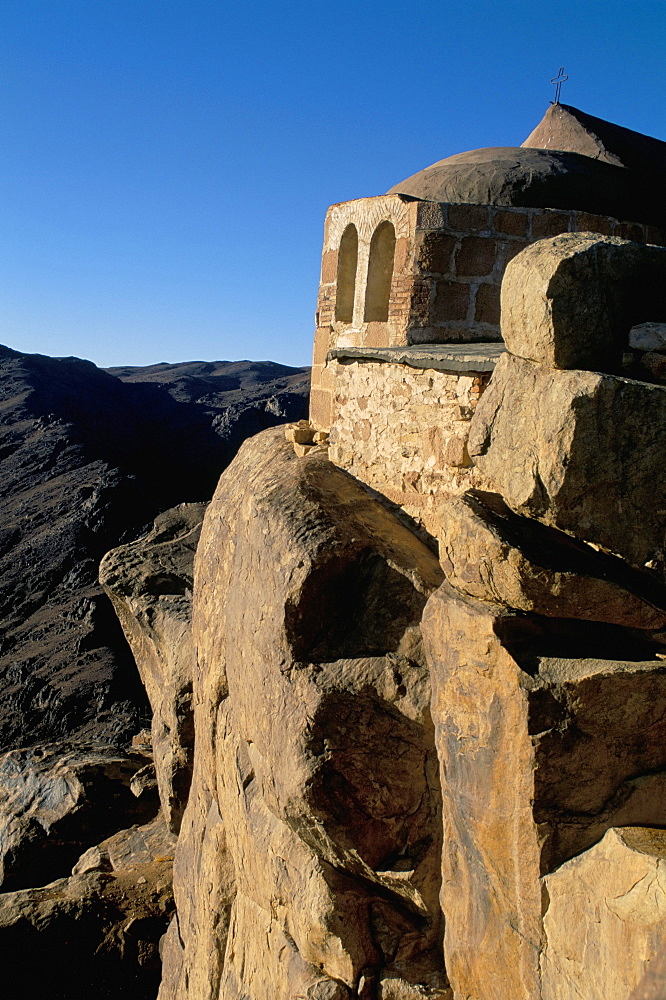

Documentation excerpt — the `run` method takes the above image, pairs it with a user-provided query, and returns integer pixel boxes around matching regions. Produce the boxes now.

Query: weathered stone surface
[638,350,666,384]
[500,234,666,371]
[0,743,159,891]
[468,351,666,573]
[0,847,174,1000]
[328,358,491,538]
[629,322,666,353]
[72,813,175,875]
[162,426,447,1000]
[100,503,206,833]
[438,489,666,629]
[421,581,666,1000]
[541,827,666,1000]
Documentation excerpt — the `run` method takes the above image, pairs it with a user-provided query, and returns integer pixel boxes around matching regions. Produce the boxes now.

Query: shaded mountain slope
[0,345,309,751]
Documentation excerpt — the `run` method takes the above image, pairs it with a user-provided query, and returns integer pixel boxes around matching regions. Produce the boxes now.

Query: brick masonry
[327,358,491,538]
[309,193,666,434]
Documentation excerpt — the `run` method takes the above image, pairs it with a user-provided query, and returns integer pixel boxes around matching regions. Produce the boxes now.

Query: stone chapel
[306,103,666,534]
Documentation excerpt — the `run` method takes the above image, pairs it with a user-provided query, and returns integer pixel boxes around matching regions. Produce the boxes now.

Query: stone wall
[327,357,491,537]
[310,196,666,429]
[406,201,666,344]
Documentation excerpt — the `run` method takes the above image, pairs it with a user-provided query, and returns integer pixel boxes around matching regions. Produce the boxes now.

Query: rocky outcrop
[100,504,206,833]
[541,827,666,1000]
[0,815,175,1000]
[419,233,666,1000]
[0,742,159,891]
[468,350,666,574]
[160,426,448,1000]
[422,583,666,1000]
[438,489,666,629]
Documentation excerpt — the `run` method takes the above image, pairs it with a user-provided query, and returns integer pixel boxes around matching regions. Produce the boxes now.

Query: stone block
[541,827,666,1000]
[313,328,331,366]
[500,233,666,372]
[573,211,613,235]
[321,249,338,284]
[309,388,333,430]
[493,210,528,237]
[409,277,433,323]
[531,211,570,239]
[455,237,497,276]
[468,352,666,574]
[442,434,472,468]
[448,203,489,232]
[638,351,666,383]
[432,281,470,322]
[615,221,646,241]
[646,225,666,247]
[474,282,501,325]
[422,581,666,1000]
[416,232,456,274]
[438,490,666,630]
[502,239,530,265]
[292,442,316,456]
[285,424,315,445]
[629,322,666,352]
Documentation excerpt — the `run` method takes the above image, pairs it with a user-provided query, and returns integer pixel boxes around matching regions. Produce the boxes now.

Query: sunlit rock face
[160,427,449,1000]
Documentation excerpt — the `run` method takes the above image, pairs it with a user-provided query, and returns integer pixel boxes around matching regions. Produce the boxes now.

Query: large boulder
[421,582,666,1000]
[541,827,666,1000]
[161,426,447,1000]
[0,828,174,1000]
[500,234,666,372]
[438,489,666,629]
[0,743,159,892]
[100,503,206,833]
[467,351,666,573]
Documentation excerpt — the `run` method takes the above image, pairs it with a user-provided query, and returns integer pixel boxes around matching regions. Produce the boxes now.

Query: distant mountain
[0,346,309,751]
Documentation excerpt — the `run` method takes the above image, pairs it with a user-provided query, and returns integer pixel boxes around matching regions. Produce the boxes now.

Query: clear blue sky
[1,0,665,369]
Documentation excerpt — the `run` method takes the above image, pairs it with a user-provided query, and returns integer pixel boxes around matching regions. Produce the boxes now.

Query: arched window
[364,221,395,323]
[334,224,358,324]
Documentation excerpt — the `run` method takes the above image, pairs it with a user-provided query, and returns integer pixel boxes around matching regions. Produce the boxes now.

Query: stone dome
[387,145,656,224]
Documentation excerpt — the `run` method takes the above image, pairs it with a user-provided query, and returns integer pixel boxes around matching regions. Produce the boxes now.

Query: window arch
[334,224,358,323]
[364,221,396,323]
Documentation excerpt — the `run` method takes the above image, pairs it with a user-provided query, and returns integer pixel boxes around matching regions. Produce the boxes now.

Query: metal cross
[550,67,568,104]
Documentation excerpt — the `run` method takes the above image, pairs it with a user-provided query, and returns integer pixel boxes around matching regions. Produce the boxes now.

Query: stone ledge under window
[327,342,505,373]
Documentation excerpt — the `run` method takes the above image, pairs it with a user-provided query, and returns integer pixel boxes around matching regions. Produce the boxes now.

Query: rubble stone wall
[327,357,491,537]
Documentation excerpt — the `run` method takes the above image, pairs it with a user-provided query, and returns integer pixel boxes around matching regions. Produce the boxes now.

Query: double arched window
[334,219,396,325]
[335,224,358,324]
[364,221,396,323]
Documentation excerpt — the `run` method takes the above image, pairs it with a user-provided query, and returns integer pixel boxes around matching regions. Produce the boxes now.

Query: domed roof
[387,145,650,220]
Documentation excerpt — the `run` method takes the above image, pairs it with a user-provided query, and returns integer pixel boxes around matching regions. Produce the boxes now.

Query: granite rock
[0,848,174,1000]
[541,827,666,1000]
[438,489,666,629]
[161,426,447,1000]
[100,503,206,833]
[500,234,666,372]
[0,743,159,891]
[468,351,666,574]
[421,581,666,1000]
[629,322,666,353]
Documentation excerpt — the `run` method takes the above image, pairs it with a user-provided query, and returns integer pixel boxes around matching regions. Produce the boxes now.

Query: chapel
[306,104,666,533]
